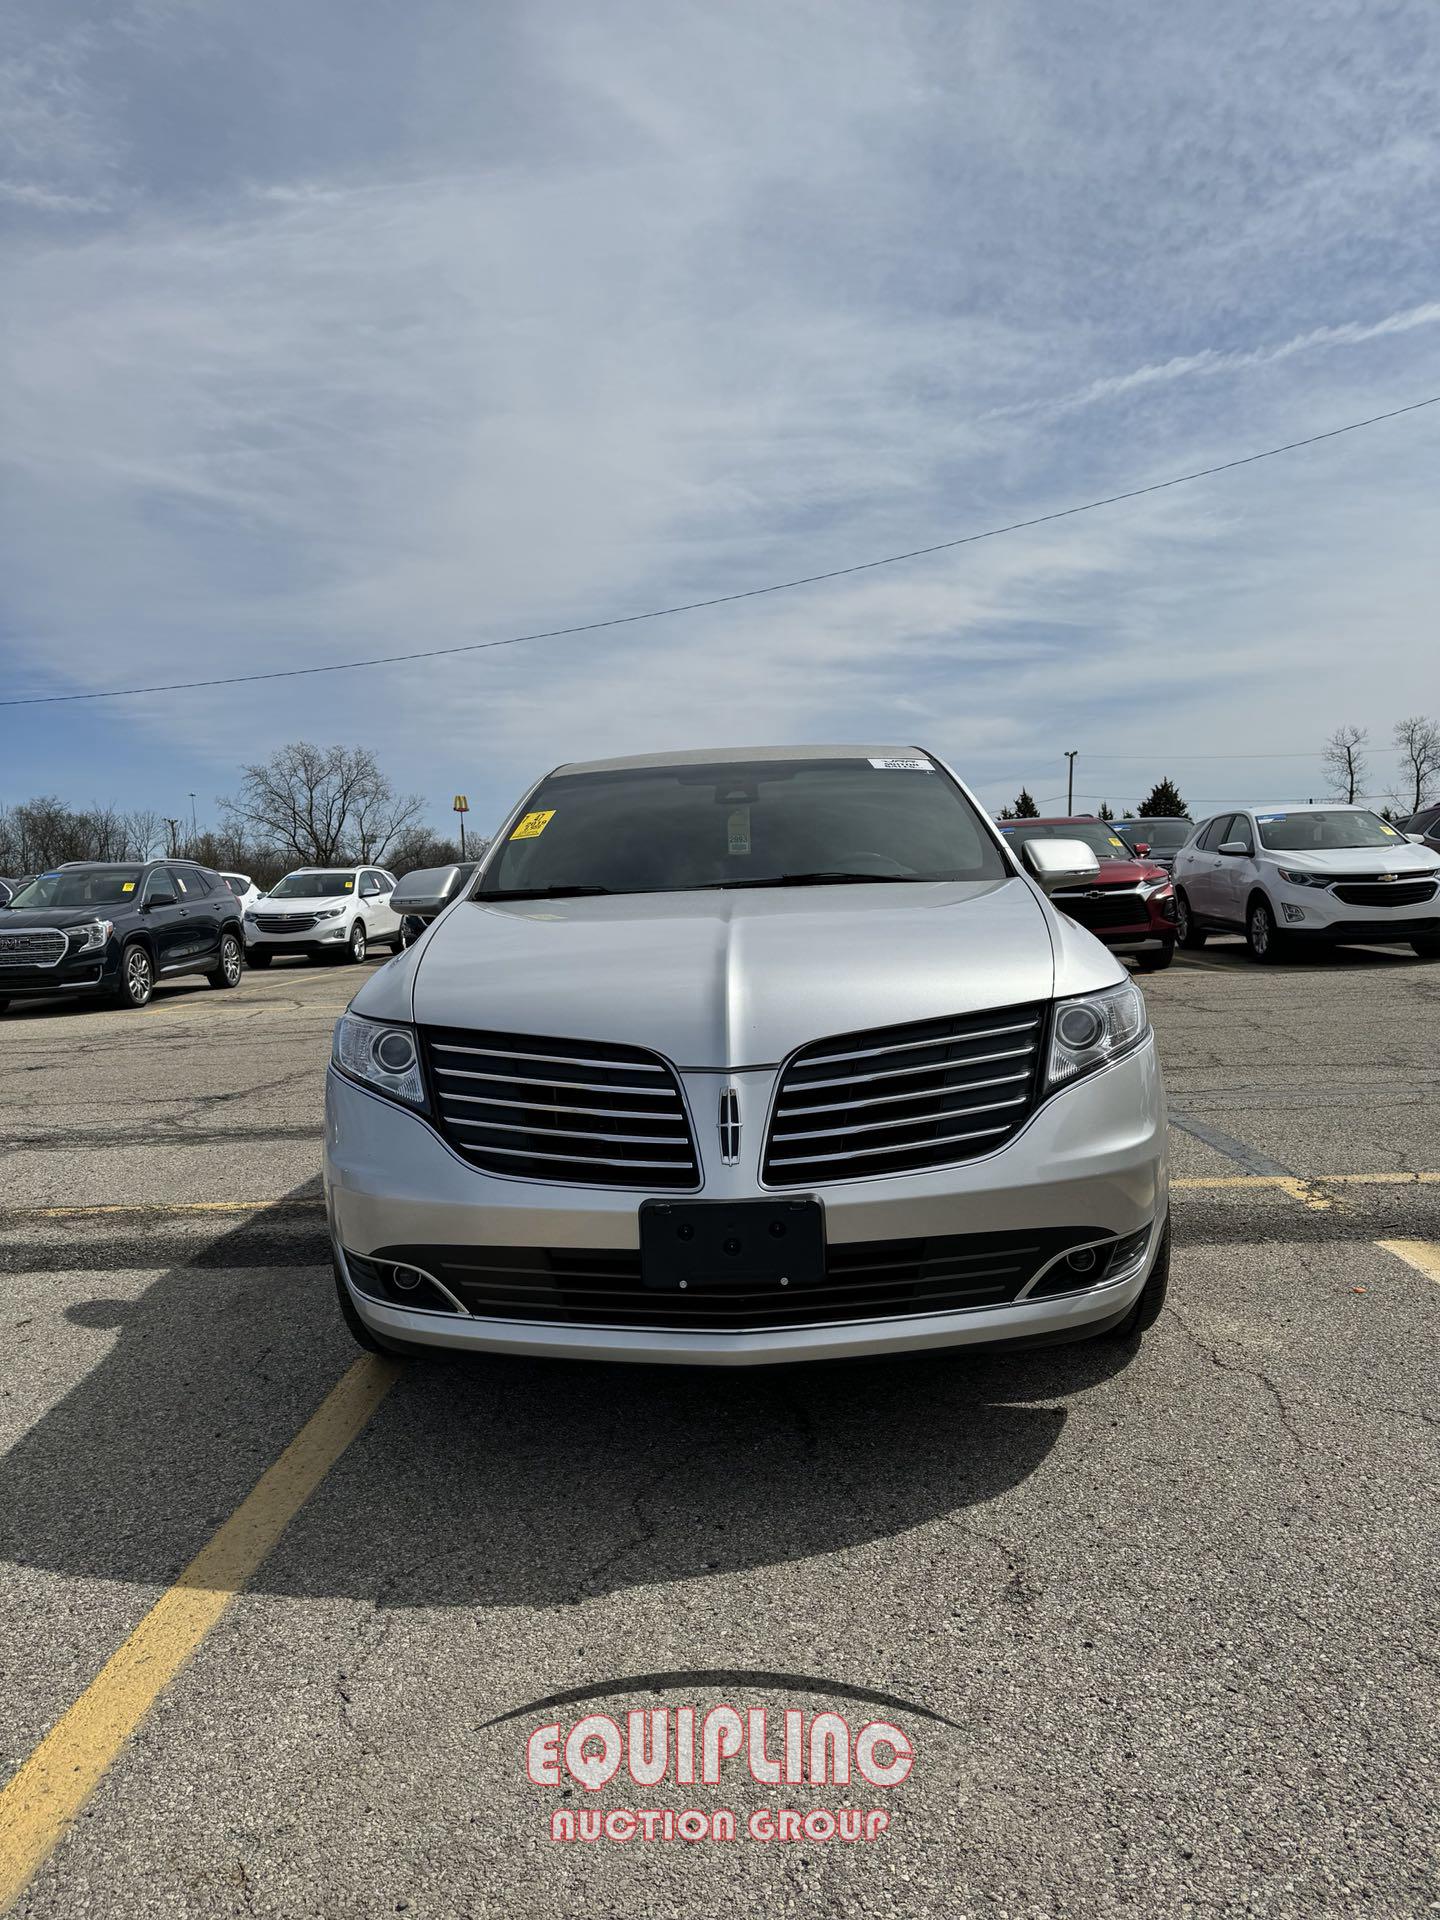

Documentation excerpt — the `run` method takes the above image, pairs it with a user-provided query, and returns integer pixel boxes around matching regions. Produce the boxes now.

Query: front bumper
[324,1039,1167,1365]
[1269,886,1440,942]
[0,950,118,998]
[245,917,352,952]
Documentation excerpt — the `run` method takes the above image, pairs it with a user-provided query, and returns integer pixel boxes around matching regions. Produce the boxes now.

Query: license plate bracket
[639,1198,825,1292]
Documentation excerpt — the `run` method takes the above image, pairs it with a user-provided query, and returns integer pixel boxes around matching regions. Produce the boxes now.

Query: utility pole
[163,818,181,856]
[1065,751,1078,814]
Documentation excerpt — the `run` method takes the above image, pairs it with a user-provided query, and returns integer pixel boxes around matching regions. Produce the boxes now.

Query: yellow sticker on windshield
[512,810,556,840]
[1381,823,1399,835]
[344,879,354,889]
[121,881,135,893]
[1109,837,1125,848]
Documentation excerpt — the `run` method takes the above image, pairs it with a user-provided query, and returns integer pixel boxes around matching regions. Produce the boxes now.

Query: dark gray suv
[0,861,245,1012]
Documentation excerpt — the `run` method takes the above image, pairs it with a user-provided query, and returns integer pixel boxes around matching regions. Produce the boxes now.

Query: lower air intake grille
[356,1227,1121,1331]
[1331,880,1436,909]
[1052,888,1147,929]
[762,1003,1046,1185]
[419,1027,700,1189]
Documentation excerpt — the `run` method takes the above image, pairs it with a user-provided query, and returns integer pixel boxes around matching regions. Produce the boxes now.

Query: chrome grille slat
[430,1041,667,1074]
[771,1093,1029,1144]
[776,1067,1032,1117]
[420,1026,699,1190]
[763,1003,1047,1185]
[0,927,68,968]
[791,1042,1036,1094]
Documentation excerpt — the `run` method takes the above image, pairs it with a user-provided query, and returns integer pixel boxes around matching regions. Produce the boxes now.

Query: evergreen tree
[1097,800,1114,821]
[1136,778,1187,818]
[1012,788,1040,818]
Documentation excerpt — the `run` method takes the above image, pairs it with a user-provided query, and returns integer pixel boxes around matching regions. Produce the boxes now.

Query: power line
[3,393,1438,710]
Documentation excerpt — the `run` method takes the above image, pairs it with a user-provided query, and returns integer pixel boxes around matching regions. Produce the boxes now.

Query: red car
[999,817,1177,971]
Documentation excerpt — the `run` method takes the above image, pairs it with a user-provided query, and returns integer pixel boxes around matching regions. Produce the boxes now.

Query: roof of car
[553,744,930,775]
[1002,816,1107,827]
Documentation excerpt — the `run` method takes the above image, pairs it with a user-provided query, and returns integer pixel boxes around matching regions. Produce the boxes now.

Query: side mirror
[1131,841,1151,856]
[145,890,176,909]
[1218,840,1249,857]
[1022,839,1102,891]
[1407,833,1426,844]
[390,864,471,921]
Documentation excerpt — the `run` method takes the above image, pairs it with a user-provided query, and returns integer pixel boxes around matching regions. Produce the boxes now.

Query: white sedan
[1172,805,1440,962]
[243,866,403,967]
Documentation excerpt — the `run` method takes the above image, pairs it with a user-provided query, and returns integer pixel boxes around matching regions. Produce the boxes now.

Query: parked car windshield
[1255,810,1407,851]
[269,871,356,898]
[479,757,1008,896]
[7,867,146,908]
[999,822,1136,861]
[1119,820,1191,850]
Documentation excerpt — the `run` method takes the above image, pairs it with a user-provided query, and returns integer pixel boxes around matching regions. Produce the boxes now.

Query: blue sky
[3,0,1439,838]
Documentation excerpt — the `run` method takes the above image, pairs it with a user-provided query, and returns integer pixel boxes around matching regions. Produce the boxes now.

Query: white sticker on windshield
[1256,813,1285,822]
[869,756,934,772]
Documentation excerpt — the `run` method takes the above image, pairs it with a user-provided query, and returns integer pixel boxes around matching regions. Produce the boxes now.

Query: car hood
[385,878,1077,1069]
[0,905,126,930]
[255,895,354,911]
[1259,845,1440,876]
[1065,859,1167,885]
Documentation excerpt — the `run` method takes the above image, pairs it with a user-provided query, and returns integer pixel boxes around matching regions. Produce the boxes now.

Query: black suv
[0,861,245,1012]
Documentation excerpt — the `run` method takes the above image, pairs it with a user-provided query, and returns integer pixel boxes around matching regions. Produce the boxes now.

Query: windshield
[1255,810,1409,852]
[8,867,145,908]
[269,871,356,898]
[999,822,1137,861]
[478,757,1008,896]
[1120,820,1191,850]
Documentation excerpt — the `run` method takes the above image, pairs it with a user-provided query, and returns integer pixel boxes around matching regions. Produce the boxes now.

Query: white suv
[245,866,402,968]
[1172,805,1440,963]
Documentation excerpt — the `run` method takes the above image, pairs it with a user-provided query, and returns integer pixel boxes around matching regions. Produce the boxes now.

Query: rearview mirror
[390,865,472,921]
[1022,839,1102,890]
[1218,840,1249,856]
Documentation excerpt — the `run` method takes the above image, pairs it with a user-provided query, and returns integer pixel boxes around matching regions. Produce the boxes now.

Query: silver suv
[323,746,1169,1365]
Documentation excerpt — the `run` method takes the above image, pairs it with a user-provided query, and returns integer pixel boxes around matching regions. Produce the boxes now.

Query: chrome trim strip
[434,1065,677,1097]
[430,1041,667,1074]
[776,1068,1032,1118]
[768,1120,1012,1167]
[771,1093,1029,1143]
[800,1016,1040,1068]
[793,1042,1036,1093]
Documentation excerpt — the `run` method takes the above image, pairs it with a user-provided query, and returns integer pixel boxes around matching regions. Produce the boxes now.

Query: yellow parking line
[1376,1240,1440,1284]
[1172,1173,1440,1191]
[0,1354,398,1915]
[1,1199,325,1219]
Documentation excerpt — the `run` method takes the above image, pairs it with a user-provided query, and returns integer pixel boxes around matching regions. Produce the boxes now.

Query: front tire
[207,929,243,988]
[342,920,367,964]
[1245,895,1286,964]
[114,941,154,1009]
[1100,1223,1170,1342]
[1174,891,1206,948]
[1135,940,1175,973]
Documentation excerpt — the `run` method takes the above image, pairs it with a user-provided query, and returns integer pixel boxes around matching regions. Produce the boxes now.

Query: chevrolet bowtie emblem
[718,1086,741,1165]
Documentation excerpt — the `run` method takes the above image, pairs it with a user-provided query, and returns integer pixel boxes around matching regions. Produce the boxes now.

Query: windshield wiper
[479,884,620,901]
[700,871,928,890]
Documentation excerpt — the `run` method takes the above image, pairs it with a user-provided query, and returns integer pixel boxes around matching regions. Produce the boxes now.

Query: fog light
[391,1264,426,1292]
[1282,903,1306,923]
[1066,1247,1098,1274]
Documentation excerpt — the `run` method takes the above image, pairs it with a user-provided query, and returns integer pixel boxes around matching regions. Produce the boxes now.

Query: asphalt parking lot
[2,943,1438,1918]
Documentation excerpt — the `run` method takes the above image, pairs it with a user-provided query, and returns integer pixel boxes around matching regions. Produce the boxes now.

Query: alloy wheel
[350,923,366,962]
[222,935,242,984]
[125,947,153,1006]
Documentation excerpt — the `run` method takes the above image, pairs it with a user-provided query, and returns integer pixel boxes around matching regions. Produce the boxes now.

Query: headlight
[1137,876,1172,897]
[332,1013,427,1108]
[314,906,343,920]
[1277,869,1329,889]
[69,920,113,953]
[1047,980,1148,1089]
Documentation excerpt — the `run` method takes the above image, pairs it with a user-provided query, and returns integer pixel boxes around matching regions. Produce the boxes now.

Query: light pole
[188,793,197,840]
[1065,751,1078,814]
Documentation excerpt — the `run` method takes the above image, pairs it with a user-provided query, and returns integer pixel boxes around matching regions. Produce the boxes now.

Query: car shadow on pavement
[0,1190,1137,1610]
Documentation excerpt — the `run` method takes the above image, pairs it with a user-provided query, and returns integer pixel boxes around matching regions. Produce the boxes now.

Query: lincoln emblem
[718,1086,741,1165]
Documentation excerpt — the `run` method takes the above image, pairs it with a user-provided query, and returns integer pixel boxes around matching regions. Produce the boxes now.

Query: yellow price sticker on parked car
[512,810,556,839]
[121,882,135,893]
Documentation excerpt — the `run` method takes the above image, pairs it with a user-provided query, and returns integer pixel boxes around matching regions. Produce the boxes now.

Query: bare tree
[122,809,166,860]
[220,742,424,865]
[1393,715,1440,814]
[1322,725,1369,804]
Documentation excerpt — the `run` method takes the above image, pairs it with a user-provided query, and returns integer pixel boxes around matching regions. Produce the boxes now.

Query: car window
[1225,816,1255,855]
[359,871,386,896]
[7,867,145,908]
[269,871,356,898]
[1254,809,1407,851]
[223,875,249,897]
[480,756,1008,896]
[1000,822,1135,861]
[143,870,176,904]
[1197,816,1231,851]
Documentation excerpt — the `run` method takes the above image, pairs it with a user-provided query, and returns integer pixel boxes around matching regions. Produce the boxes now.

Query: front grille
[419,1027,700,1188]
[0,927,66,968]
[254,913,319,932]
[356,1227,1119,1331]
[1331,880,1437,909]
[762,1003,1046,1186]
[1052,887,1147,929]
